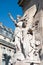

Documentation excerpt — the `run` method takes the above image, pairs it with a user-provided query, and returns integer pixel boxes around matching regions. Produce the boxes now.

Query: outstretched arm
[8,13,18,27]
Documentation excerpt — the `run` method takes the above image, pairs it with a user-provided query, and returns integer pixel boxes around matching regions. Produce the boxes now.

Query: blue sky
[0,0,23,31]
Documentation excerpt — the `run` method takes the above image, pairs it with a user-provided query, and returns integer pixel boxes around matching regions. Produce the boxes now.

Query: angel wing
[23,5,37,18]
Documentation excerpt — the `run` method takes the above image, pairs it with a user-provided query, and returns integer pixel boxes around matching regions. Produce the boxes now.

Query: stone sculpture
[8,10,42,65]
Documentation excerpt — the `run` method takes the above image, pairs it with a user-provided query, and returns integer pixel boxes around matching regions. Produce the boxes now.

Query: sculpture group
[9,5,43,65]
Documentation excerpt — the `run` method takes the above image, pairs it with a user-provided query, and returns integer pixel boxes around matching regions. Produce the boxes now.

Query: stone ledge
[0,39,15,49]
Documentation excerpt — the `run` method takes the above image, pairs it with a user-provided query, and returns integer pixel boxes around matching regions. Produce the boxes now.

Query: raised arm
[8,13,18,27]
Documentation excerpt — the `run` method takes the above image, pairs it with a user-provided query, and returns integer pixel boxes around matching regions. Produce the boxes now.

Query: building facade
[0,22,15,65]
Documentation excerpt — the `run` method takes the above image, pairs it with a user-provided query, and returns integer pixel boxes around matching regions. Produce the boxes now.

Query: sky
[0,0,23,31]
